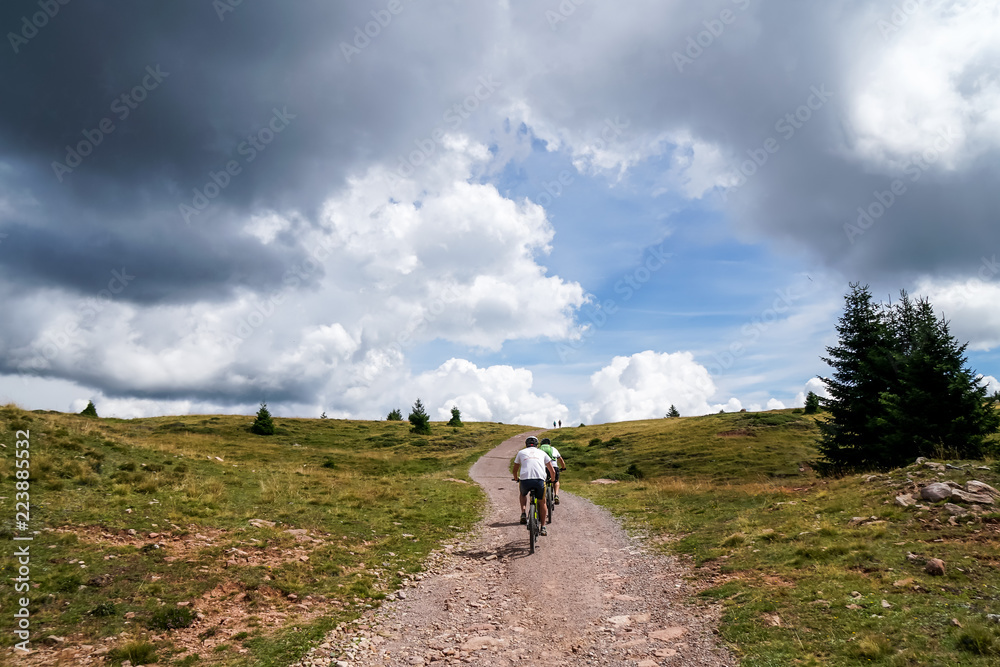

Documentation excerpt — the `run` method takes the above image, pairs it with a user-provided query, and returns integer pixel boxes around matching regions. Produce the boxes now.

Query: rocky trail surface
[299,432,737,667]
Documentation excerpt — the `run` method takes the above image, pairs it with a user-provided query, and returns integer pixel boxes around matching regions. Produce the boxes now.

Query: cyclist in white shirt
[511,436,556,536]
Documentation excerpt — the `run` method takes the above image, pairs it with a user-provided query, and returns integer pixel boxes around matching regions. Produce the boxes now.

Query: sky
[1,0,999,426]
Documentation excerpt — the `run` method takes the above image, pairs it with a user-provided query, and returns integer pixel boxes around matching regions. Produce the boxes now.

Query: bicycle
[544,467,565,525]
[545,475,555,525]
[513,478,542,554]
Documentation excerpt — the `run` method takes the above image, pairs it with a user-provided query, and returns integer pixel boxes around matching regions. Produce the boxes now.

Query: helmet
[540,438,551,445]
[525,436,539,446]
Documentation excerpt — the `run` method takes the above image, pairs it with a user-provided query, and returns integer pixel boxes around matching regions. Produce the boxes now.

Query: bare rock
[590,479,620,485]
[950,489,995,505]
[649,627,687,642]
[895,494,917,508]
[919,483,954,502]
[925,558,946,576]
[943,503,969,516]
[966,481,1000,497]
[460,636,502,651]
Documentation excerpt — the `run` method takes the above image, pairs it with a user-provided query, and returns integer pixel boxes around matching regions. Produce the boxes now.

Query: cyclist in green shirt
[539,438,566,505]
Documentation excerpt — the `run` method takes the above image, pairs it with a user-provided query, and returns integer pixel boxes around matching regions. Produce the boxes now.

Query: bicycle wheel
[545,483,555,524]
[528,497,538,554]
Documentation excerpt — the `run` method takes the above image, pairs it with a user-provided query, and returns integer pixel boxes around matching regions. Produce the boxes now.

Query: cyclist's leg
[518,481,532,523]
[537,487,547,526]
[522,479,543,525]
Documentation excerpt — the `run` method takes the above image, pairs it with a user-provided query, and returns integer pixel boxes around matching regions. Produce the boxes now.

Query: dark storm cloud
[0,0,501,299]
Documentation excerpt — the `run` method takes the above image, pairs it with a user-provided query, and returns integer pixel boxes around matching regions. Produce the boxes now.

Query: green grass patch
[553,409,1000,666]
[0,403,525,664]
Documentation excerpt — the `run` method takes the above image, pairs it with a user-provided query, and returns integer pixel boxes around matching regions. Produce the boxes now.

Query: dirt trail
[301,431,736,666]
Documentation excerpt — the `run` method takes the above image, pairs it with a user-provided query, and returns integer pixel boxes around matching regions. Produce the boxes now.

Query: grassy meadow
[553,410,1000,666]
[0,404,525,665]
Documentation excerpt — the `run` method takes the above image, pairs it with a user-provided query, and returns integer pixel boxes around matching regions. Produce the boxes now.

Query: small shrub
[956,622,998,655]
[149,606,195,630]
[625,463,644,479]
[804,391,821,414]
[107,640,158,666]
[386,408,402,421]
[849,633,894,660]
[89,602,117,617]
[80,400,99,417]
[722,532,747,547]
[250,402,275,435]
[588,438,602,447]
[56,574,83,592]
[447,406,463,427]
[322,459,337,469]
[408,399,431,435]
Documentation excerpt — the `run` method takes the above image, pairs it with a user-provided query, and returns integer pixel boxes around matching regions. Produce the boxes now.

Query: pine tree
[408,399,430,435]
[803,392,821,414]
[818,285,1000,473]
[817,283,895,473]
[447,406,463,427]
[251,402,276,435]
[386,408,402,421]
[879,297,1000,462]
[80,400,98,418]
[667,405,680,418]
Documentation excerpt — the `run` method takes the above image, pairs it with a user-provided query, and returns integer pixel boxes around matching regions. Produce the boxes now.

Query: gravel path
[299,431,737,666]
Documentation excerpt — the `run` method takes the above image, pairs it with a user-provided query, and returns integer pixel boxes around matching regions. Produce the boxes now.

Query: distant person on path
[539,438,566,506]
[511,436,556,536]
[558,419,561,427]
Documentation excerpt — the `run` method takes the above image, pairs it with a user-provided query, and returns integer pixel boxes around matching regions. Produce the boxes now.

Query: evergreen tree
[386,408,402,421]
[803,392,821,414]
[819,285,1000,473]
[667,405,680,418]
[408,399,430,435]
[251,402,276,435]
[879,297,1000,461]
[447,406,463,427]
[80,400,98,418]
[817,283,895,473]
